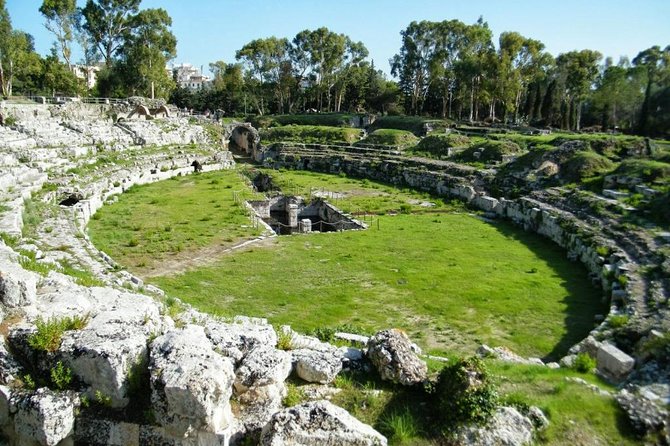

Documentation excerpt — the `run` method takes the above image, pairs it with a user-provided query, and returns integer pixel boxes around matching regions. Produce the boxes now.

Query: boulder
[150,325,235,438]
[260,400,387,446]
[233,345,292,438]
[454,406,534,446]
[57,288,163,409]
[204,315,277,364]
[367,329,427,385]
[292,349,343,384]
[234,344,292,398]
[0,263,38,308]
[14,388,78,446]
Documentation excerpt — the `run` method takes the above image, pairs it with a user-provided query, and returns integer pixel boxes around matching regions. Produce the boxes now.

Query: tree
[40,53,79,95]
[633,45,670,135]
[391,20,438,114]
[121,8,176,98]
[81,0,140,66]
[555,50,602,130]
[39,0,77,68]
[0,1,41,98]
[495,32,546,123]
[236,37,290,114]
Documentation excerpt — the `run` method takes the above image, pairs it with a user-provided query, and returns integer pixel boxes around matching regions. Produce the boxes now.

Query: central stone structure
[248,196,365,235]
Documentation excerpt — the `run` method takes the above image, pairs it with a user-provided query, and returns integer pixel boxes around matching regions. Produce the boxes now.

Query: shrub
[561,152,615,182]
[433,357,498,428]
[572,352,596,373]
[399,204,412,214]
[28,315,90,352]
[608,314,629,329]
[50,361,72,390]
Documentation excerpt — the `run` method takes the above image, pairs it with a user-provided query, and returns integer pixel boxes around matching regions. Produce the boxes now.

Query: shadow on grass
[486,220,608,362]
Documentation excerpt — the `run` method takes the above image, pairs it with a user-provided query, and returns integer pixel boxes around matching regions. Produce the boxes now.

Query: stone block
[597,343,635,380]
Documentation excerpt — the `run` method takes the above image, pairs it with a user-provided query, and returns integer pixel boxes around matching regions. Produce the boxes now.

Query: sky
[6,0,670,77]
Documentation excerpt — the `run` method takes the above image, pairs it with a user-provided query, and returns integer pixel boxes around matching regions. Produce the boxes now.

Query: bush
[433,357,498,428]
[608,314,629,328]
[50,361,72,390]
[572,352,596,373]
[28,315,90,352]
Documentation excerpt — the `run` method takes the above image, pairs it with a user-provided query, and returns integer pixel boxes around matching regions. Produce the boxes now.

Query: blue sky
[6,0,670,77]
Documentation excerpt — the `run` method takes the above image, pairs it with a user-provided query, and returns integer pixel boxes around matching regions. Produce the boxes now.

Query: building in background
[169,63,211,91]
[71,64,102,90]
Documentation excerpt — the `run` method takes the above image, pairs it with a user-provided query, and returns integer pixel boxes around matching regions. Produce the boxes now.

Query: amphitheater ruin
[0,100,667,445]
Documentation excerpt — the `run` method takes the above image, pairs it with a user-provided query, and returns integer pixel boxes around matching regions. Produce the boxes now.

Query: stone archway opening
[222,123,261,160]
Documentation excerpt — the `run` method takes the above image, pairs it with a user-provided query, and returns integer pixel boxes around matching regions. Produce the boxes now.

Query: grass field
[89,168,604,360]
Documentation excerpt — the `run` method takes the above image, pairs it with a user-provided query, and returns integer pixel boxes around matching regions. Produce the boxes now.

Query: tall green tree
[39,0,77,68]
[0,1,41,97]
[81,0,140,66]
[390,20,438,114]
[120,8,176,98]
[555,49,602,130]
[236,37,290,114]
[633,45,670,135]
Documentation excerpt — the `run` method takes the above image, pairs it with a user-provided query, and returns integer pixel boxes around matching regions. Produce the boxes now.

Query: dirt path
[141,236,278,279]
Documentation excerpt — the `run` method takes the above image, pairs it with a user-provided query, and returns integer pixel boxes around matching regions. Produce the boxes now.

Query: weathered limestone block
[204,315,277,364]
[477,345,545,366]
[74,418,140,446]
[454,406,535,446]
[367,329,427,385]
[0,262,38,308]
[292,349,343,384]
[472,195,499,212]
[616,387,669,440]
[0,385,13,427]
[150,325,235,438]
[57,288,163,409]
[597,343,635,380]
[0,338,22,385]
[234,344,292,398]
[14,388,78,446]
[260,400,387,446]
[233,345,292,437]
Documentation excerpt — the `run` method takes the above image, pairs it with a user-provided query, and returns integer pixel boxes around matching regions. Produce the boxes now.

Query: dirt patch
[140,236,278,279]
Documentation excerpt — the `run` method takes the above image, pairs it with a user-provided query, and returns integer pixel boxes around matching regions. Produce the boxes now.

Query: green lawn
[89,167,605,360]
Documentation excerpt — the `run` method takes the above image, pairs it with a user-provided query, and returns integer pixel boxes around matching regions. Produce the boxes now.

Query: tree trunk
[469,77,475,122]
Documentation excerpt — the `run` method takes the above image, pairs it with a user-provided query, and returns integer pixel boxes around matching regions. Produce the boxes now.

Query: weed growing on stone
[28,314,90,352]
[282,382,307,407]
[50,361,72,390]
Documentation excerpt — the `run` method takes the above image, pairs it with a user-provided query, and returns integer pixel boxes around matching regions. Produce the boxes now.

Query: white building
[71,64,102,90]
[169,63,211,91]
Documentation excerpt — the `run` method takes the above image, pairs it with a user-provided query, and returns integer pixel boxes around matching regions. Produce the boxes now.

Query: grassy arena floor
[89,168,605,360]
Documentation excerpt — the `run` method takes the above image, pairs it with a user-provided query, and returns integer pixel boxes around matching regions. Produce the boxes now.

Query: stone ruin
[248,196,366,235]
[0,101,667,444]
